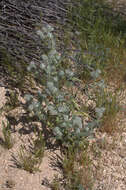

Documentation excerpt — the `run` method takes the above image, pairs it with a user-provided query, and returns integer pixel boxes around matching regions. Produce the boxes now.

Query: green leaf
[41,54,49,63]
[53,127,62,138]
[36,30,45,39]
[24,94,33,102]
[95,107,105,119]
[58,105,69,113]
[40,63,46,70]
[65,69,74,77]
[48,105,58,115]
[73,116,82,129]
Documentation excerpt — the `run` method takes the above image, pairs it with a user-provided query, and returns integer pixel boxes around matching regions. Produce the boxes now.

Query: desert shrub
[25,24,86,148]
[25,22,121,149]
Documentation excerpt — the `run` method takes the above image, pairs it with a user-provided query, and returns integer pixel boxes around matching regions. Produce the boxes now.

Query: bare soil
[0,1,126,190]
[0,82,126,190]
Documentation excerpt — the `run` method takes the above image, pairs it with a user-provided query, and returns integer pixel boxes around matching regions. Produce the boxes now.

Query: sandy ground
[0,83,126,190]
[0,87,61,190]
[0,1,126,189]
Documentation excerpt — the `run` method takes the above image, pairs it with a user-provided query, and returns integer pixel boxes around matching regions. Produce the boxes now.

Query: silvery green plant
[74,51,107,131]
[25,24,89,147]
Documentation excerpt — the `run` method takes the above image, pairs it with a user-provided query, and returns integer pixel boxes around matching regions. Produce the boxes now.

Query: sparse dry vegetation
[0,0,126,190]
[0,120,14,149]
